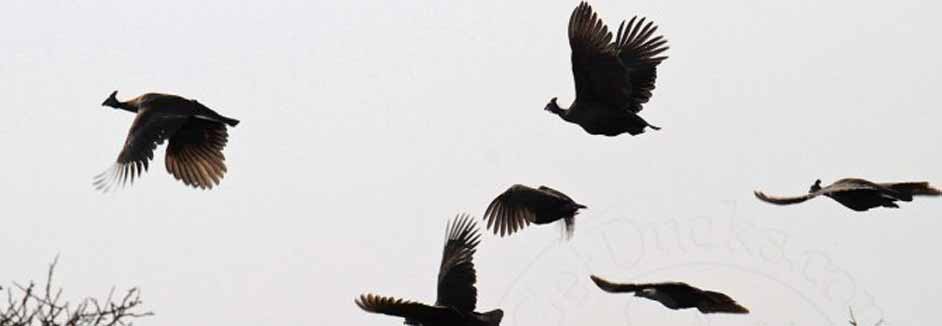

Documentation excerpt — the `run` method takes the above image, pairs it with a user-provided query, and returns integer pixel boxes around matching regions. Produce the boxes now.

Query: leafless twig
[849,307,884,326]
[0,257,153,326]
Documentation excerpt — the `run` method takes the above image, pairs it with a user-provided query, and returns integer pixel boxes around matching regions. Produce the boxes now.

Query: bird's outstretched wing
[568,2,627,105]
[753,191,817,205]
[613,15,669,113]
[483,185,564,237]
[435,214,481,312]
[569,2,668,113]
[165,119,230,189]
[94,110,187,192]
[355,294,445,321]
[483,185,534,237]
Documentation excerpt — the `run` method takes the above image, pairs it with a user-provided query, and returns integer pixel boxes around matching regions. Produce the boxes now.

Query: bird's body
[557,100,657,136]
[356,215,503,326]
[545,2,669,137]
[95,91,239,192]
[590,275,749,314]
[483,184,586,239]
[754,178,941,211]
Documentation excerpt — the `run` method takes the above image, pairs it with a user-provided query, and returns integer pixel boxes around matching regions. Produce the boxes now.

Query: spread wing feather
[355,294,446,321]
[165,119,230,189]
[94,110,187,192]
[568,2,668,113]
[569,2,625,104]
[483,185,560,237]
[614,16,669,112]
[435,214,481,312]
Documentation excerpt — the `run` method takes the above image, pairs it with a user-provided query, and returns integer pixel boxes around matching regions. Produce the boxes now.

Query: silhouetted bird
[483,184,586,239]
[94,91,239,192]
[545,2,669,136]
[356,215,503,326]
[754,178,941,211]
[590,275,749,314]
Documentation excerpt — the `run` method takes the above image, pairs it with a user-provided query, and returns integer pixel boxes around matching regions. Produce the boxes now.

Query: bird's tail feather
[561,217,575,241]
[219,116,240,127]
[192,100,240,127]
[699,302,750,314]
[482,309,503,326]
[884,182,941,197]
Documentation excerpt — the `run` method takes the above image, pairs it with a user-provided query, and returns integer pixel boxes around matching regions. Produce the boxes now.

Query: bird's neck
[547,104,566,115]
[553,105,582,124]
[547,102,571,120]
[114,101,138,113]
[104,98,138,113]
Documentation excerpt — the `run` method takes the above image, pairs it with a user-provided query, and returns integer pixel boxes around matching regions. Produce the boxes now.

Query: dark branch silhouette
[0,258,152,326]
[848,307,884,326]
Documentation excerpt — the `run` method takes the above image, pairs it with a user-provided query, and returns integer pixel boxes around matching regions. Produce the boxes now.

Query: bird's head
[102,90,121,109]
[809,179,823,193]
[544,97,563,115]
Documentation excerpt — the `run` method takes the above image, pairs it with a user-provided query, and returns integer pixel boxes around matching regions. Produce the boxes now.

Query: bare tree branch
[849,307,885,326]
[0,258,152,326]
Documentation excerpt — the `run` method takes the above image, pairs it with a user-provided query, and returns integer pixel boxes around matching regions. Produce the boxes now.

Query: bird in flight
[356,214,503,326]
[545,1,669,136]
[94,91,239,192]
[590,275,749,314]
[754,178,941,211]
[483,184,586,239]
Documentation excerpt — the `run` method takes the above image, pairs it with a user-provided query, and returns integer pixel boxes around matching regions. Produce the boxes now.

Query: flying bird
[483,184,586,239]
[545,2,669,136]
[94,91,239,192]
[754,178,941,211]
[356,214,503,326]
[590,275,749,314]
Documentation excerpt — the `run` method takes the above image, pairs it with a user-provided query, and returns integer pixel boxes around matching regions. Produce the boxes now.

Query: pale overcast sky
[1,0,940,325]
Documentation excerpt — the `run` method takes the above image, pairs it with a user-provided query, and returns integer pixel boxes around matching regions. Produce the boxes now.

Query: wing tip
[355,293,397,313]
[753,190,775,203]
[92,164,137,193]
[731,304,750,314]
[446,213,481,249]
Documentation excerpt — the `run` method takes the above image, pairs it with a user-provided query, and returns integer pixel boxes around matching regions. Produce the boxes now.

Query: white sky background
[1,0,940,325]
